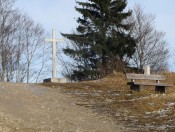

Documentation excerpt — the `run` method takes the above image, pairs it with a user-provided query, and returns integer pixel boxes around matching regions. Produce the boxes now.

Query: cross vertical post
[52,29,57,78]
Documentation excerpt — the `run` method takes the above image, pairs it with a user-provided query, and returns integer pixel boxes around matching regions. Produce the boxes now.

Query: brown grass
[42,72,175,131]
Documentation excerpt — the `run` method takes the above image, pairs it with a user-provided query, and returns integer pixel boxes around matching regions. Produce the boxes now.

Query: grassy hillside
[43,72,175,131]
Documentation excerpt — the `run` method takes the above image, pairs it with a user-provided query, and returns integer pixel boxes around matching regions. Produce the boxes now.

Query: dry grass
[42,72,175,131]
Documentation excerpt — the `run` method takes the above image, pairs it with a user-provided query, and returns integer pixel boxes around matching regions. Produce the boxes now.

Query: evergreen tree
[62,0,136,81]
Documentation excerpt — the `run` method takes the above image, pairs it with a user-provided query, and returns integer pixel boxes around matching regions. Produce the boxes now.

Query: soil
[0,83,122,132]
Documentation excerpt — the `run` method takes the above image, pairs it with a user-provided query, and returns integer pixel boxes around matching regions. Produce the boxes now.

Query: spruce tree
[62,0,136,81]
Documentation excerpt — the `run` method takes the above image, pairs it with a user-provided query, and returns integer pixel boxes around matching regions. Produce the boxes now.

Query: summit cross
[45,29,63,78]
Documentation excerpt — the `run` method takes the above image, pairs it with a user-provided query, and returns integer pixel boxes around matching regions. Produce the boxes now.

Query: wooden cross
[45,29,63,78]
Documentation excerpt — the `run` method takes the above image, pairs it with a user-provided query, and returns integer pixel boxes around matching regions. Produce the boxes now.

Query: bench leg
[155,86,167,94]
[130,85,142,92]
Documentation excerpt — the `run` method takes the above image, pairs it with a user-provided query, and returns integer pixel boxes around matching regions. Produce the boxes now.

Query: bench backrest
[126,74,165,81]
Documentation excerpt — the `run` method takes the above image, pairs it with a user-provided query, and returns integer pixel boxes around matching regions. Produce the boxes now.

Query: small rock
[115,113,120,117]
[41,106,45,109]
[145,112,152,115]
[105,98,113,104]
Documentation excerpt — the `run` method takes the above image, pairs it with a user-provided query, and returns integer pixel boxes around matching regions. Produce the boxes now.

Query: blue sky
[15,0,175,71]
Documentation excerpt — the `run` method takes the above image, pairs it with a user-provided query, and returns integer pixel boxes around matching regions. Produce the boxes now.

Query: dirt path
[0,83,122,132]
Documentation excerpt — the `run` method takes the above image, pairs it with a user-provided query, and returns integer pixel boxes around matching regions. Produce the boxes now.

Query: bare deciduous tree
[0,0,20,81]
[128,4,169,72]
[0,0,49,83]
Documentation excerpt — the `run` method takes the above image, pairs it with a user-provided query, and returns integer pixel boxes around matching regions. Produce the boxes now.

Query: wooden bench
[126,74,173,93]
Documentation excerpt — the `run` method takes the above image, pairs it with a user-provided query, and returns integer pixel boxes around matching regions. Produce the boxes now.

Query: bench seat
[127,82,173,87]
